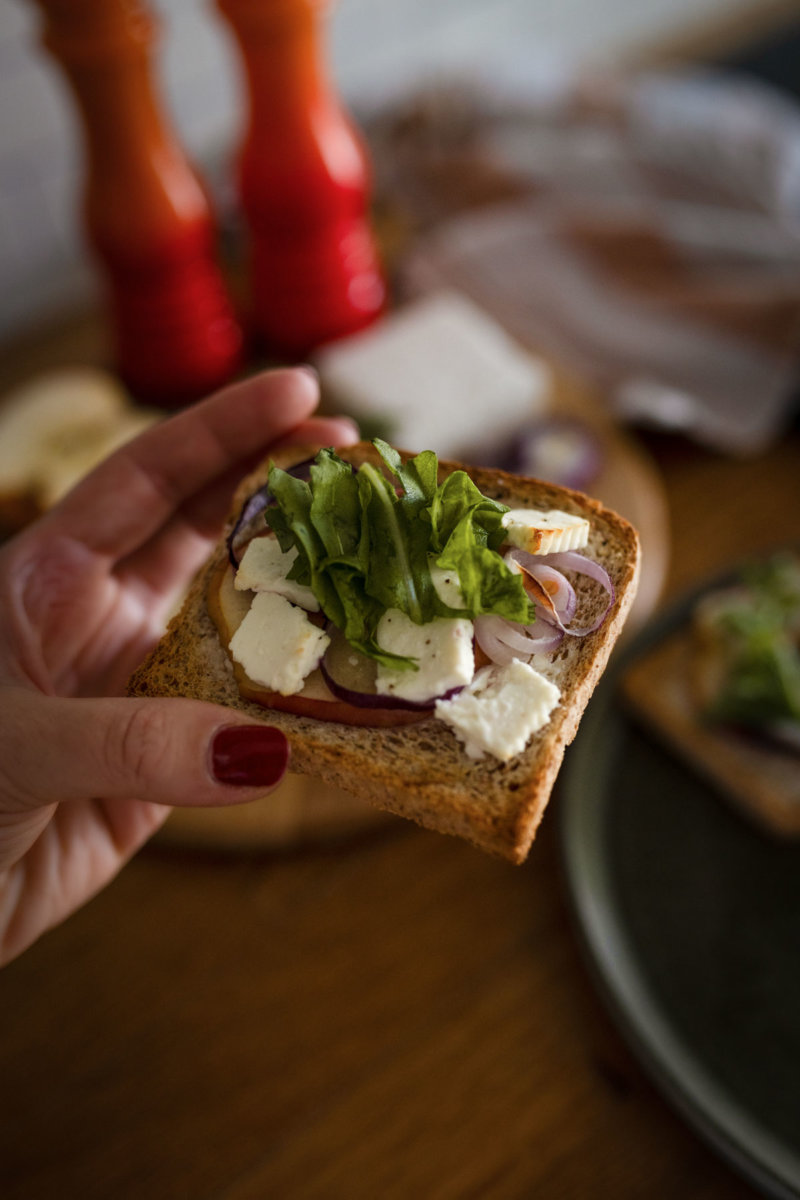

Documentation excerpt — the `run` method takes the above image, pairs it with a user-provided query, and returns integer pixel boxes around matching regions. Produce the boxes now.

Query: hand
[0,368,358,965]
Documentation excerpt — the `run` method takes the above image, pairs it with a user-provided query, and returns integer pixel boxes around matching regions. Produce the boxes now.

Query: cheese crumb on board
[229,592,330,695]
[435,660,560,761]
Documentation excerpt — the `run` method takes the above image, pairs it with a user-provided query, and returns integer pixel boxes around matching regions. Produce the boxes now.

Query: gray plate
[559,588,800,1199]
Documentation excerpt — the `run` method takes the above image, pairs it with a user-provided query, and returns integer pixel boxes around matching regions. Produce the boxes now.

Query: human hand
[0,368,358,964]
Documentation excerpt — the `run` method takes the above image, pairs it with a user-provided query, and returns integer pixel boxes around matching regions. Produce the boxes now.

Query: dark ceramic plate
[559,585,800,1199]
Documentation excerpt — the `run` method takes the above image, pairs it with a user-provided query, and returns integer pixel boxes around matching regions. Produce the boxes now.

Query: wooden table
[1,304,798,1200]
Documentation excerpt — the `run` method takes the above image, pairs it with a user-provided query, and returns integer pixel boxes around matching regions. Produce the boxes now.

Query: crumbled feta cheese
[375,608,474,703]
[429,559,464,609]
[435,660,560,761]
[235,535,319,611]
[501,508,589,555]
[229,591,329,695]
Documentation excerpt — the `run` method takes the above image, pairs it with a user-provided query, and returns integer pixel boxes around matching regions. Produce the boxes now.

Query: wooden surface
[2,361,799,1199]
[2,96,800,1189]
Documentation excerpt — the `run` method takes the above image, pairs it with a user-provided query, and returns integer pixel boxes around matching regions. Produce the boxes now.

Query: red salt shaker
[33,0,243,406]
[216,0,385,357]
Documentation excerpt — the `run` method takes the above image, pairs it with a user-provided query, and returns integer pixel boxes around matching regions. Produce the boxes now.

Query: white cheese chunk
[375,608,474,703]
[429,560,464,609]
[235,535,319,611]
[314,291,550,459]
[229,592,330,696]
[501,508,589,555]
[435,660,560,761]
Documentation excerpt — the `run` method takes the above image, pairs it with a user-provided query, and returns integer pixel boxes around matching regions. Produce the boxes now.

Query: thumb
[1,690,290,810]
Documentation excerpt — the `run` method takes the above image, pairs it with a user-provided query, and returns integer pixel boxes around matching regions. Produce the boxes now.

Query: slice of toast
[128,442,640,862]
[0,367,159,533]
[622,628,800,838]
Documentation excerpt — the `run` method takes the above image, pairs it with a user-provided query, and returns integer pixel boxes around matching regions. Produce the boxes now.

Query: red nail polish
[211,725,289,787]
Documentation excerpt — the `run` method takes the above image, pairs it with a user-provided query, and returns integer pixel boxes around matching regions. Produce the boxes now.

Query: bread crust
[127,442,640,861]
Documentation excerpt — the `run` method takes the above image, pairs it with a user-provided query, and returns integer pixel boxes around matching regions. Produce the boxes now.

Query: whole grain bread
[128,442,640,862]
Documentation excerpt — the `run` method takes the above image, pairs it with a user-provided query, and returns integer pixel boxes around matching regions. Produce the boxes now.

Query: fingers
[0,689,290,812]
[114,413,360,607]
[44,368,321,563]
[270,415,360,451]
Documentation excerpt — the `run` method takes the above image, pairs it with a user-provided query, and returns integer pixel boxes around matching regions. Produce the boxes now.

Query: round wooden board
[540,361,670,637]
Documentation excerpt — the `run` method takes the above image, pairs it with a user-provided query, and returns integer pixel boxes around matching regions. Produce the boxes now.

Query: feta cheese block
[435,660,561,761]
[235,535,319,611]
[501,508,589,555]
[375,608,474,703]
[314,290,550,460]
[429,560,464,609]
[229,591,330,695]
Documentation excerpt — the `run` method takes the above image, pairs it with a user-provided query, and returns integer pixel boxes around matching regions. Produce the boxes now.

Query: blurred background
[2,4,800,1200]
[1,0,798,340]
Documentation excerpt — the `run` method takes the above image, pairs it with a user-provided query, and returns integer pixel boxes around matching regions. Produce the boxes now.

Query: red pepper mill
[33,0,243,406]
[215,0,385,357]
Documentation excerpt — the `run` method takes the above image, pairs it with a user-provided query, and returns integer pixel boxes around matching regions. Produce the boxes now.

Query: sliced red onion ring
[475,614,564,666]
[509,548,615,636]
[484,417,603,491]
[509,557,577,624]
[226,455,319,568]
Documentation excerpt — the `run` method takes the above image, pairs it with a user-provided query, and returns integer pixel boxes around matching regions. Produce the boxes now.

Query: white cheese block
[501,508,589,555]
[229,592,330,696]
[235,535,319,611]
[375,608,474,703]
[435,660,561,761]
[429,560,464,609]
[314,290,550,459]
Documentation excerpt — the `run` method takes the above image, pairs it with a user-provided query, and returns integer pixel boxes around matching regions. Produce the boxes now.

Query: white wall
[0,0,773,341]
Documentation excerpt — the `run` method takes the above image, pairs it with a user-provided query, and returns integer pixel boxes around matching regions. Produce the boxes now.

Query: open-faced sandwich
[128,440,640,861]
[623,551,800,837]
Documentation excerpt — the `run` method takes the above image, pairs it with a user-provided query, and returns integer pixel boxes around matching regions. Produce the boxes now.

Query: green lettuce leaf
[705,555,800,727]
[265,442,538,666]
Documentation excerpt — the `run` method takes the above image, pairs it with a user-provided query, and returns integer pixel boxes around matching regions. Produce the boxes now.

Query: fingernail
[296,363,319,385]
[210,725,289,788]
[335,415,360,439]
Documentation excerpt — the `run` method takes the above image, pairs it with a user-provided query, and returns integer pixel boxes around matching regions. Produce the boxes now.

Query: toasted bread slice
[128,442,640,862]
[622,629,800,838]
[0,367,159,533]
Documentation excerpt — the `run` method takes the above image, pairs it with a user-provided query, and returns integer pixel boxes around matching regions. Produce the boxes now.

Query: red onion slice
[508,556,577,624]
[482,417,603,491]
[475,614,564,666]
[226,455,320,568]
[534,547,618,633]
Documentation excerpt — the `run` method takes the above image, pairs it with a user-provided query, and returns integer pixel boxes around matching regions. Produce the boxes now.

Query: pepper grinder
[33,0,243,406]
[215,0,385,357]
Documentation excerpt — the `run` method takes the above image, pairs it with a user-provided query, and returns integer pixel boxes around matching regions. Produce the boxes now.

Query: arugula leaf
[265,442,538,666]
[267,454,417,670]
[374,438,438,505]
[704,556,800,728]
